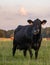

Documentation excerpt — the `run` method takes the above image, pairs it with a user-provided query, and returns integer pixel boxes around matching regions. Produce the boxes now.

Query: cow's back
[14,25,32,43]
[14,25,23,34]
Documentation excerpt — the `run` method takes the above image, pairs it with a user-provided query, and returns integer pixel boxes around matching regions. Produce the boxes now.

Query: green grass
[0,40,50,65]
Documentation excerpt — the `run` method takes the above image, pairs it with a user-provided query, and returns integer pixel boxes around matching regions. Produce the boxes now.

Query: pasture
[0,39,50,65]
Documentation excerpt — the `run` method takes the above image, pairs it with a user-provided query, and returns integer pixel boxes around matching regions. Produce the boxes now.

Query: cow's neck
[33,33,41,43]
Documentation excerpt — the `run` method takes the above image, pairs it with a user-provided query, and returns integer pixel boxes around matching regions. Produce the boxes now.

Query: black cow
[13,19,47,59]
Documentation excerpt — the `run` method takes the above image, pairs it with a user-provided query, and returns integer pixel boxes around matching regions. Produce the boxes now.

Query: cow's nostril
[33,30,39,35]
[34,30,36,33]
[37,29,39,32]
[33,30,37,35]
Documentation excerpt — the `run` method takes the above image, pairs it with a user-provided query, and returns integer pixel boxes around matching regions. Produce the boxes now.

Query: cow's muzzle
[33,29,39,35]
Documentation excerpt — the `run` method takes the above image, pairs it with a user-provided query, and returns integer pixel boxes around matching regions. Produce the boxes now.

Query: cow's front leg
[35,50,38,59]
[35,41,41,59]
[23,49,27,57]
[29,48,33,59]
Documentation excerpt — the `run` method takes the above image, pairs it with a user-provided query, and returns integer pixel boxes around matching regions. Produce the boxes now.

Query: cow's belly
[16,43,30,50]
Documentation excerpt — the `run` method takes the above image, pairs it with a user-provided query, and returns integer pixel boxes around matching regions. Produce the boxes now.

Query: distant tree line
[42,27,50,38]
[0,29,14,38]
[0,27,50,38]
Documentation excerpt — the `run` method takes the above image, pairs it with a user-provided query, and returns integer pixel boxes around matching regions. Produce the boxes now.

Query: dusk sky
[0,0,50,30]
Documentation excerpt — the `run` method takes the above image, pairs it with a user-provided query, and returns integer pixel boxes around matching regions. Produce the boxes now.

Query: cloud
[18,7,27,16]
[0,5,50,30]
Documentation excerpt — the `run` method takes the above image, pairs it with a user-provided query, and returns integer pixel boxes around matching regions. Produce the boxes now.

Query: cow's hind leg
[13,45,16,56]
[13,39,16,56]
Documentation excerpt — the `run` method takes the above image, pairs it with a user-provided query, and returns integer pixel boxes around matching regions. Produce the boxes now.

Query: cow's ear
[41,20,47,25]
[27,19,33,24]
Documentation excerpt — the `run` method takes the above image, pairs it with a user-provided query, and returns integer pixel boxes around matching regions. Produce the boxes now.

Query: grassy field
[0,39,50,65]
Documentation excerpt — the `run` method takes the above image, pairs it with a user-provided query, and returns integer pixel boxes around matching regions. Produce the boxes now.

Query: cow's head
[27,19,47,35]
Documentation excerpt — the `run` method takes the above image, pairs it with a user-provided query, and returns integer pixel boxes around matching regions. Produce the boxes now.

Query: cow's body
[13,19,47,59]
